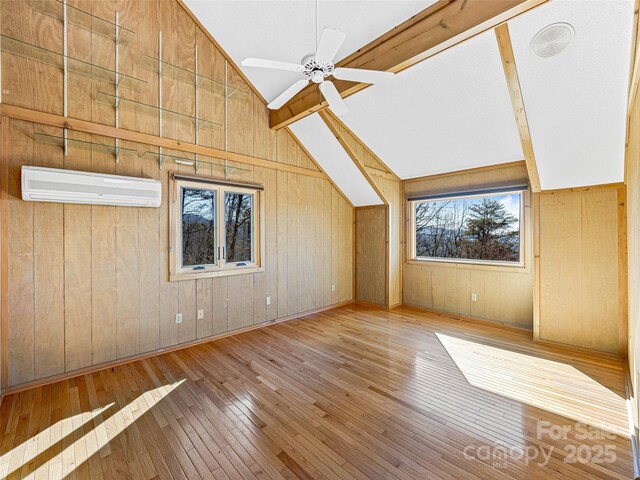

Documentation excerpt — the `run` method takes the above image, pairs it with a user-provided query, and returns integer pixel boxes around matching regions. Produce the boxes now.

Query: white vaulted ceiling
[289,113,382,206]
[185,0,636,201]
[340,29,525,179]
[185,0,432,103]
[508,0,634,190]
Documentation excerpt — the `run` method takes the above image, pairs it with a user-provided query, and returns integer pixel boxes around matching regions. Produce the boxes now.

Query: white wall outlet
[471,293,477,302]
[197,309,204,320]
[331,284,336,292]
[266,295,271,306]
[175,313,183,324]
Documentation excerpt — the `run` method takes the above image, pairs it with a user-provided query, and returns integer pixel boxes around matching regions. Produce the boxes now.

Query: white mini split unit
[21,166,162,207]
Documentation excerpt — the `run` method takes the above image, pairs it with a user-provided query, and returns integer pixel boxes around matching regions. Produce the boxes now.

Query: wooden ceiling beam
[495,23,541,193]
[627,0,640,115]
[322,110,400,182]
[270,0,548,130]
[318,110,388,205]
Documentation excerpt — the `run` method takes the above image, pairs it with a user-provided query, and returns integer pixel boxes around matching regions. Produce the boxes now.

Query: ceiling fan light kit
[241,28,394,116]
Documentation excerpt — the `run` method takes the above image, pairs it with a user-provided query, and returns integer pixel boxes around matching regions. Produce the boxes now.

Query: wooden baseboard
[2,300,354,397]
[400,303,533,333]
[532,337,625,361]
[353,299,400,310]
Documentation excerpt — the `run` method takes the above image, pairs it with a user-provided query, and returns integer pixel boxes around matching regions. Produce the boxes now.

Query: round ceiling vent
[530,23,575,58]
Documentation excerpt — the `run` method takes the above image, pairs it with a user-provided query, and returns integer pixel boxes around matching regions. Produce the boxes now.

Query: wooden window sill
[405,259,529,273]
[170,266,264,282]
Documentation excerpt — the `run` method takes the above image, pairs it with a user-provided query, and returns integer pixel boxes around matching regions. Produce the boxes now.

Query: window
[224,191,253,264]
[171,175,262,279]
[182,188,216,267]
[410,189,523,266]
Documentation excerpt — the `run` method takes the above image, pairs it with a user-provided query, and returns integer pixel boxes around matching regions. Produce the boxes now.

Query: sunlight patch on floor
[436,333,628,437]
[1,379,184,480]
[0,403,114,479]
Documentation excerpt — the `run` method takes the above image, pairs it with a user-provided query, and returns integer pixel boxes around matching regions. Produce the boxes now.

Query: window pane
[415,193,520,263]
[225,192,253,263]
[182,187,216,266]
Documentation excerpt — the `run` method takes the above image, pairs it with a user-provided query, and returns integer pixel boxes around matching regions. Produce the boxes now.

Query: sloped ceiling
[186,0,636,201]
[340,29,525,180]
[184,0,432,103]
[289,114,383,206]
[508,0,634,190]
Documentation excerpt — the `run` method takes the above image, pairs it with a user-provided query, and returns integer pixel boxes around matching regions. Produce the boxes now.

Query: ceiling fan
[241,28,394,116]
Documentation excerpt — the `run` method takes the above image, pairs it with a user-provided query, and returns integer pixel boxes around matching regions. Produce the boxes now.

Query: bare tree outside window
[174,179,260,277]
[225,192,253,263]
[182,188,216,266]
[414,193,521,263]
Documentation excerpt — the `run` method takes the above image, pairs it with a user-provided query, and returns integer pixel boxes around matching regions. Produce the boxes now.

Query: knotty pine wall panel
[0,0,354,390]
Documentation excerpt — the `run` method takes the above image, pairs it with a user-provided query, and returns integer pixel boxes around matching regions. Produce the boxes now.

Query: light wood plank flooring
[0,304,633,479]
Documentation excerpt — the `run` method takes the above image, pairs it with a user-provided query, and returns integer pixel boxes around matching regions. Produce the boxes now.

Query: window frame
[408,189,525,268]
[220,186,258,269]
[178,184,218,271]
[170,173,263,281]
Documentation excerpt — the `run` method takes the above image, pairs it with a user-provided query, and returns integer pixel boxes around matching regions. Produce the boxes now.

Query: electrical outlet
[471,293,477,302]
[175,313,183,324]
[266,295,271,306]
[197,309,204,320]
[331,284,336,292]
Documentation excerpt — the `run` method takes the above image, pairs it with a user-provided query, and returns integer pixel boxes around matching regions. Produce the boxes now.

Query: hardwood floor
[0,304,633,479]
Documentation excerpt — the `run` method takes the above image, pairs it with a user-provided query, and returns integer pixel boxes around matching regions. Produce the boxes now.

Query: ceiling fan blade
[267,79,310,109]
[241,57,304,73]
[333,67,394,84]
[315,28,346,65]
[319,81,348,116]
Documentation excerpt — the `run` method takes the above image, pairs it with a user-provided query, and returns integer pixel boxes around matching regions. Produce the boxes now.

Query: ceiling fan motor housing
[301,54,334,83]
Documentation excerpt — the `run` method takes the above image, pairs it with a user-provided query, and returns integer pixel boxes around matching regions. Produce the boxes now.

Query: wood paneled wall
[627,43,640,458]
[402,162,534,329]
[369,174,402,306]
[321,114,402,307]
[355,206,387,305]
[0,0,354,390]
[535,185,626,355]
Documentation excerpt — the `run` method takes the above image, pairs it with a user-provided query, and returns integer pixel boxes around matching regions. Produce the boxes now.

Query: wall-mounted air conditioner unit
[21,166,162,207]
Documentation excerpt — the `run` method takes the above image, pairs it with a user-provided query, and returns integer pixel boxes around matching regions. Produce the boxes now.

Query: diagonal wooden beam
[625,0,640,185]
[495,23,541,193]
[318,110,388,205]
[322,110,400,182]
[627,0,640,115]
[270,0,548,130]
